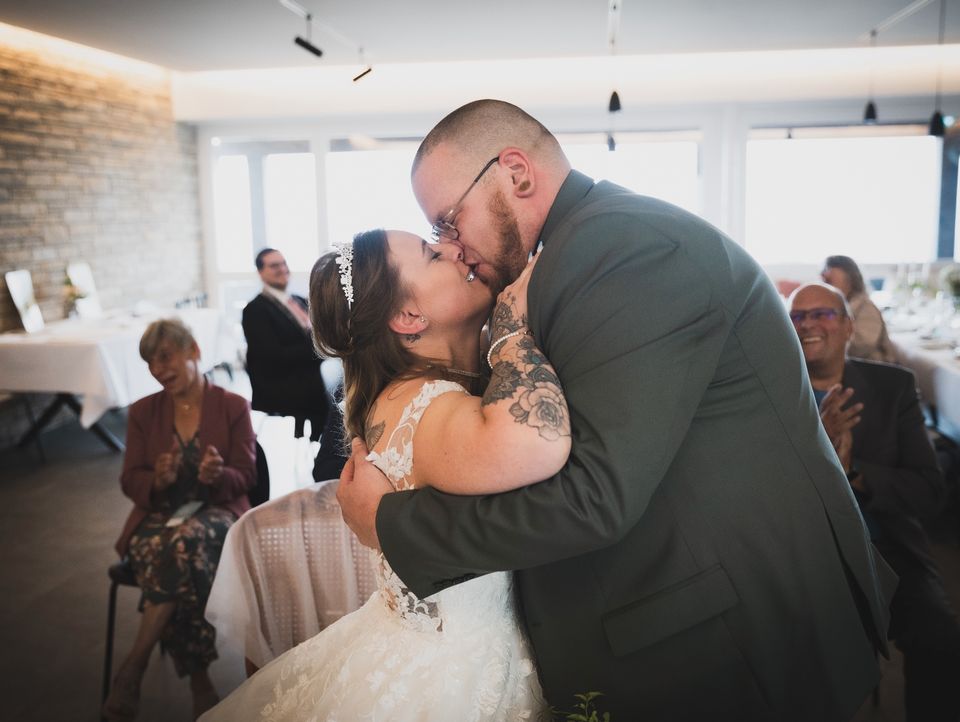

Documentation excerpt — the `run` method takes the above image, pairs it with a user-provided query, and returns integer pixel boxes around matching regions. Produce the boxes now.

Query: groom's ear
[388,308,428,336]
[500,148,534,198]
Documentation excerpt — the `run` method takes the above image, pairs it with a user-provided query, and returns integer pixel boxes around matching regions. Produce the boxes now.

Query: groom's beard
[487,190,527,298]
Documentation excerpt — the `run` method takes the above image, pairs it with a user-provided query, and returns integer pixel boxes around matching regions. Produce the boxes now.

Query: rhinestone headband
[334,243,354,309]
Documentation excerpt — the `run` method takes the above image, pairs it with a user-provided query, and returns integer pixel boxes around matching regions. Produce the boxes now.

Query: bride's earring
[405,333,421,343]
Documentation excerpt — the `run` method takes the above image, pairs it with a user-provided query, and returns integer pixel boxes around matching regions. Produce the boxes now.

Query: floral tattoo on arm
[482,293,570,442]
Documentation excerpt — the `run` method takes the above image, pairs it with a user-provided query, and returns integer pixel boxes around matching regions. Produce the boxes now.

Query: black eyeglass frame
[430,155,501,242]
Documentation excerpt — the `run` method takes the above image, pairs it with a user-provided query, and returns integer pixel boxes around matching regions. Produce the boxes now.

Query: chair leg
[102,579,119,716]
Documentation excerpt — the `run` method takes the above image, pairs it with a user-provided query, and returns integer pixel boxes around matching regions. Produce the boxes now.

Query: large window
[559,132,701,214]
[325,140,427,244]
[323,132,702,242]
[744,126,942,265]
[212,141,320,272]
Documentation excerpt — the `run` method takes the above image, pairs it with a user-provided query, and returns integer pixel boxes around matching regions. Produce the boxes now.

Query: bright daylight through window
[745,130,942,265]
[212,142,320,273]
[323,133,701,245]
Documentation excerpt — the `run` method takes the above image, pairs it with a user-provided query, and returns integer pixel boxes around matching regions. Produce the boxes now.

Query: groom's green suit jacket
[378,171,895,721]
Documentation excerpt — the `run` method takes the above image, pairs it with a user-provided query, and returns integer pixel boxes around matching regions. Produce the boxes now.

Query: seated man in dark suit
[242,248,328,440]
[790,282,960,722]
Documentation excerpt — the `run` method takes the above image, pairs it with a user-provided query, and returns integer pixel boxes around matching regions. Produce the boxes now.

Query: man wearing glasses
[790,282,960,721]
[242,248,329,440]
[339,99,895,720]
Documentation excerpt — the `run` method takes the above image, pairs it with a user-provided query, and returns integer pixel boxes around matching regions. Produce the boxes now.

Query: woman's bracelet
[486,328,529,368]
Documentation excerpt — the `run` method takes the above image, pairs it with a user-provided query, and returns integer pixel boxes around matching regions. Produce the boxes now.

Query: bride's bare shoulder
[363,377,434,450]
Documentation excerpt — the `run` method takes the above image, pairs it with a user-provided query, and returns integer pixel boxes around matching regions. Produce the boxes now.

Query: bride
[200,228,570,721]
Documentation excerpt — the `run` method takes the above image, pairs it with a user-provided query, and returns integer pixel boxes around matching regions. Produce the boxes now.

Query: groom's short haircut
[413,99,564,173]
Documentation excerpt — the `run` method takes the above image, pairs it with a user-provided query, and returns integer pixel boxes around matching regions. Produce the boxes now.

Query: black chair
[100,441,270,719]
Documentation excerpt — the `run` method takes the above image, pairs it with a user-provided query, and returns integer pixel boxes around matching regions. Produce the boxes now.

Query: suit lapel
[843,362,878,459]
[261,291,309,337]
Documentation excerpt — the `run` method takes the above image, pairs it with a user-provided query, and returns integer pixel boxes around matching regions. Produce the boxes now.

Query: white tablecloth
[0,308,228,427]
[891,331,960,442]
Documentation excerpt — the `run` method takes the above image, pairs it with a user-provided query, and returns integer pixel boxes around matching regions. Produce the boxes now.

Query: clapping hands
[818,385,863,486]
[198,445,224,485]
[154,438,182,491]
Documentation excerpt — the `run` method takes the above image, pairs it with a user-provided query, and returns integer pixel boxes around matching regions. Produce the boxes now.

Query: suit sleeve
[208,396,257,503]
[857,371,945,522]
[242,299,319,368]
[119,402,158,510]
[377,213,730,599]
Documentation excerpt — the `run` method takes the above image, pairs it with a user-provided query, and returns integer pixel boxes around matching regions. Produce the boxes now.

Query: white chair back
[5,269,44,333]
[66,261,104,319]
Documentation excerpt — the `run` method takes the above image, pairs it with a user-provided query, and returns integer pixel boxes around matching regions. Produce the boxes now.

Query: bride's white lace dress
[200,380,549,722]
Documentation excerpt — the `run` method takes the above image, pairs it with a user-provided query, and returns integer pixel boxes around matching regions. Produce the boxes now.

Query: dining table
[887,300,960,444]
[0,308,232,451]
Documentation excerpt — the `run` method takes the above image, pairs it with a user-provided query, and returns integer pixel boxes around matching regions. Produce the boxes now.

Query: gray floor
[0,410,957,722]
[0,411,246,722]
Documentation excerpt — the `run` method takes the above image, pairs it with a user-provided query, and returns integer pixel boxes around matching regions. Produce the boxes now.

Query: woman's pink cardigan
[115,383,256,556]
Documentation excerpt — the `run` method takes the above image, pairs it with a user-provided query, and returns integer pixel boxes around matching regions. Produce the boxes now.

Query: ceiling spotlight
[863,101,877,123]
[295,36,323,57]
[608,90,622,113]
[607,132,616,151]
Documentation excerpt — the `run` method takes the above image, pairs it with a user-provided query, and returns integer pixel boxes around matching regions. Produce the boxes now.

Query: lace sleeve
[365,379,469,491]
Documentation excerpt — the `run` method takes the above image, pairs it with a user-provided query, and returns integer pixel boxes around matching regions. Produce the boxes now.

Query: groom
[338,100,896,720]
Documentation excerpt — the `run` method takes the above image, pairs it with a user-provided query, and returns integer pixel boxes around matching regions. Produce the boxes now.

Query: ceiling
[0,0,958,72]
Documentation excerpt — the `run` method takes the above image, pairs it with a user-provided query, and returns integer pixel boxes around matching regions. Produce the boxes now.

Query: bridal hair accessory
[334,244,354,309]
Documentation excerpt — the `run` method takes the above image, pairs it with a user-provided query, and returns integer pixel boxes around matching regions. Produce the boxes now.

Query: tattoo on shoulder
[366,420,385,448]
[490,291,524,339]
[482,338,569,442]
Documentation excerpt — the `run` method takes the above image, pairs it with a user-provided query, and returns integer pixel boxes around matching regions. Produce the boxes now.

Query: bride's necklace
[444,367,481,379]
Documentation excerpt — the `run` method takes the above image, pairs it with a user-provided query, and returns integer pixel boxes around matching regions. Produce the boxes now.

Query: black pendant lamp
[863,30,878,124]
[929,0,947,137]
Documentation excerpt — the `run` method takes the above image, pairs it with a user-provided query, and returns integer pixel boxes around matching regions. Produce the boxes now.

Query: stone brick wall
[0,37,203,448]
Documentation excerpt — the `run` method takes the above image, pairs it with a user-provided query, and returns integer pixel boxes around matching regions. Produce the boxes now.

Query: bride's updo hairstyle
[310,229,429,444]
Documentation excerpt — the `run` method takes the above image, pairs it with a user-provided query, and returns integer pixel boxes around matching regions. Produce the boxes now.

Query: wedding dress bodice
[367,379,516,637]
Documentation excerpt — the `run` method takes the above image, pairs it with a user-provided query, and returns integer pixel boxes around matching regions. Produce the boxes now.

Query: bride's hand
[337,437,392,550]
[491,254,539,340]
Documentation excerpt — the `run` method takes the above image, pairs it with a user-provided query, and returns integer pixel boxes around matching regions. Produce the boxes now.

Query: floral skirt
[128,506,236,677]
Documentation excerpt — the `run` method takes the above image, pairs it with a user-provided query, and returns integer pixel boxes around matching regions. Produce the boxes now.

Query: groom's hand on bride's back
[337,437,391,550]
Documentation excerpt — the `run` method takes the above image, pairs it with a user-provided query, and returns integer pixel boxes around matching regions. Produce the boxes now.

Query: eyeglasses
[430,156,500,242]
[788,307,845,324]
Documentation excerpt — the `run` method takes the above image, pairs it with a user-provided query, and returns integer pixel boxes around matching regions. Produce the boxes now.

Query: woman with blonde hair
[104,318,256,722]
